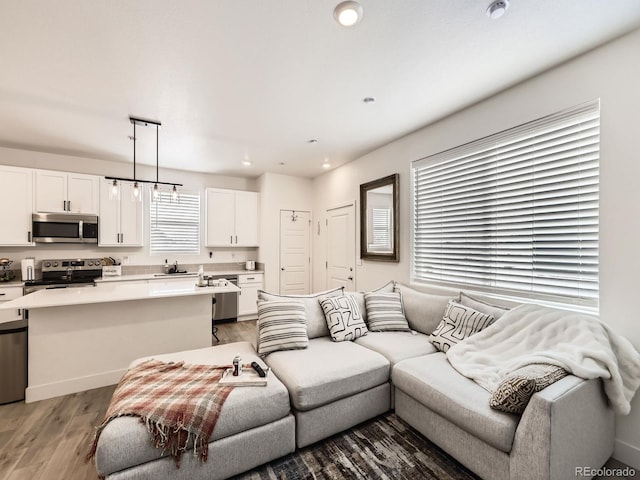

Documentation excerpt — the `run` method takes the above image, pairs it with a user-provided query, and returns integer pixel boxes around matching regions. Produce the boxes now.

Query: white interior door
[326,204,356,290]
[279,210,311,294]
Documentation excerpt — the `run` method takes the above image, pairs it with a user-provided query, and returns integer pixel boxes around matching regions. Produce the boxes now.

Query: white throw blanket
[446,303,640,415]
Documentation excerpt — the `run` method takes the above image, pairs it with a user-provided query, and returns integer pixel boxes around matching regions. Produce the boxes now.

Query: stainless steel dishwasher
[0,319,28,404]
[212,275,238,322]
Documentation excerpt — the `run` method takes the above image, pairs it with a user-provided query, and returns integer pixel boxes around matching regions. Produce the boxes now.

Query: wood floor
[0,320,257,480]
[0,319,633,480]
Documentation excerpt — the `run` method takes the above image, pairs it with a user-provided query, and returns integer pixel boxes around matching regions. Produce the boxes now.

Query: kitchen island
[0,281,240,403]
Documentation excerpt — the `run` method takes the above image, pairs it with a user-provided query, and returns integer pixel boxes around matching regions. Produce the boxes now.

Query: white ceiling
[1,1,640,179]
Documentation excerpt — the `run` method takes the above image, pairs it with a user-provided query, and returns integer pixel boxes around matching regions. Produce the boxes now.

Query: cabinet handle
[235,235,238,244]
[28,231,32,242]
[67,200,71,211]
[0,293,6,296]
[121,232,124,243]
[63,200,67,211]
[246,277,255,281]
[230,235,233,244]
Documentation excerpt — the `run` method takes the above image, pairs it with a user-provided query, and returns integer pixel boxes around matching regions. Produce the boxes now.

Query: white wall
[0,146,259,267]
[257,172,313,293]
[312,28,640,467]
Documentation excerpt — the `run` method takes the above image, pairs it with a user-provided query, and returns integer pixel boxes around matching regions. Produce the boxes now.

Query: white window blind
[412,100,600,307]
[371,208,392,251]
[150,191,200,254]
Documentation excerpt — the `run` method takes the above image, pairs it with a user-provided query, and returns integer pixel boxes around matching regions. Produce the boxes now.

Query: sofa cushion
[429,300,495,352]
[257,286,344,339]
[392,353,519,453]
[264,337,390,411]
[490,363,568,414]
[98,342,291,475]
[354,331,437,365]
[393,283,458,335]
[459,291,511,320]
[319,294,368,342]
[364,291,411,332]
[257,300,309,356]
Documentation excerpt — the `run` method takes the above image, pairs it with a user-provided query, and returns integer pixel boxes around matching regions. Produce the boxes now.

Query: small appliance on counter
[0,258,16,282]
[21,258,35,282]
[245,260,256,271]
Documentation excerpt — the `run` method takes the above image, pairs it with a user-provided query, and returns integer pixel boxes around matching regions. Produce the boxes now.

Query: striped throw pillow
[429,300,495,352]
[257,300,309,356]
[363,291,410,332]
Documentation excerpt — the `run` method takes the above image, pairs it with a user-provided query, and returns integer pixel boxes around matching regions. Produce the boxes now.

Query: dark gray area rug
[234,413,480,480]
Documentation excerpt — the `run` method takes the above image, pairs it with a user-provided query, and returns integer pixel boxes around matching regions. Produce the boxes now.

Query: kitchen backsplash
[1,262,264,282]
[119,262,264,275]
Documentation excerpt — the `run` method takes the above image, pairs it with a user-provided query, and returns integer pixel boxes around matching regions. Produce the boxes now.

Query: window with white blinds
[412,100,600,307]
[371,208,392,251]
[150,191,200,254]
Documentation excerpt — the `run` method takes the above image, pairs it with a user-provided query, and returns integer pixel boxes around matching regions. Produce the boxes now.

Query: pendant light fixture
[106,116,182,202]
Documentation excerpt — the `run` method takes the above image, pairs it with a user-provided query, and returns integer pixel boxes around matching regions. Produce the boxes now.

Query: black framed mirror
[359,173,399,262]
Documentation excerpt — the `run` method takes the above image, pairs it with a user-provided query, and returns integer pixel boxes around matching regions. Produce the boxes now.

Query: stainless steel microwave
[32,213,99,243]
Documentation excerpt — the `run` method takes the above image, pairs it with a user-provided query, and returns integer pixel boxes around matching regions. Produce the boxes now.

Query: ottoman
[265,336,391,448]
[94,341,295,480]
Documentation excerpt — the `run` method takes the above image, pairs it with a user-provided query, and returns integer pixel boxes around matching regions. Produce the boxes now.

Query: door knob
[281,267,285,271]
[348,276,353,281]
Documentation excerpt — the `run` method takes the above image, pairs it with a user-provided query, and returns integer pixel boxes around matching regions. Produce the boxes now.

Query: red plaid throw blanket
[87,359,234,466]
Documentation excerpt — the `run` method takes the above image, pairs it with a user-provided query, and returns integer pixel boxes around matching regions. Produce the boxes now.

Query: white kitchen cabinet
[238,272,263,319]
[99,179,143,247]
[205,188,259,247]
[0,166,34,246]
[0,285,23,324]
[35,169,99,214]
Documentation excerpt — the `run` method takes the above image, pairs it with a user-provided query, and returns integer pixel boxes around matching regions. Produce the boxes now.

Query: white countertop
[97,270,263,283]
[0,281,240,310]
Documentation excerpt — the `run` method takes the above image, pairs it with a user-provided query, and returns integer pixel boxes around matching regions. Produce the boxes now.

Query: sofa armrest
[510,375,614,480]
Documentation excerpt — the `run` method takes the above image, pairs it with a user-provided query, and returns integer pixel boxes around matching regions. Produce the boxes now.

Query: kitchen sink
[153,272,196,277]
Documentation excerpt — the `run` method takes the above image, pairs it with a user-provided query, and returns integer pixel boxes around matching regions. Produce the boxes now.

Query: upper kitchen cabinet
[0,165,34,246]
[205,188,259,247]
[35,169,99,214]
[99,179,143,247]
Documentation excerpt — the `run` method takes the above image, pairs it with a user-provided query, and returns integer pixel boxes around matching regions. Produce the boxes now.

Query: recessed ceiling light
[486,0,510,19]
[242,160,252,166]
[322,158,331,169]
[334,1,363,27]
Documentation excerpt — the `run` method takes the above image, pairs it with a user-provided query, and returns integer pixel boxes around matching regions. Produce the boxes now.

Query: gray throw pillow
[257,286,344,339]
[429,300,495,352]
[459,292,511,320]
[393,283,458,334]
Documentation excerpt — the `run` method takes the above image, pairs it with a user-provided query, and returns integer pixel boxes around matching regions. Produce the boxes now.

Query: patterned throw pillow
[257,300,309,356]
[490,364,569,414]
[364,291,410,332]
[429,300,495,352]
[319,294,368,342]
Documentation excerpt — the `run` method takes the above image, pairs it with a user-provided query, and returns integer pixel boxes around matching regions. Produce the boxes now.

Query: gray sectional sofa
[94,282,615,480]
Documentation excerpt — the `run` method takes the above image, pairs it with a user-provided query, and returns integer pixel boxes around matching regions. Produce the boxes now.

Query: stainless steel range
[23,258,103,294]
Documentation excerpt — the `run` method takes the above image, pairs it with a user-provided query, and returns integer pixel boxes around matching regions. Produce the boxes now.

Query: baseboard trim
[25,368,124,403]
[614,438,640,469]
